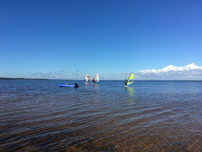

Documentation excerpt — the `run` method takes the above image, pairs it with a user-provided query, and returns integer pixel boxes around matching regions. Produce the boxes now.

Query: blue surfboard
[59,84,75,88]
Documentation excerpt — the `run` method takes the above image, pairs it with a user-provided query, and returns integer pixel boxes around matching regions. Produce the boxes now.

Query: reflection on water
[126,87,135,102]
[126,87,134,97]
[93,83,98,89]
[84,82,90,88]
[0,80,201,151]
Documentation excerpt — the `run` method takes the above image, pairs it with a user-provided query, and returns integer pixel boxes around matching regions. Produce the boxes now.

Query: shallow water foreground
[0,80,201,151]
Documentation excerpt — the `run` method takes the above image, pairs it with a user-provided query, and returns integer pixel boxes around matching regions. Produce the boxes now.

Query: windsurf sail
[94,73,99,82]
[127,73,134,86]
[84,74,89,81]
[84,74,91,82]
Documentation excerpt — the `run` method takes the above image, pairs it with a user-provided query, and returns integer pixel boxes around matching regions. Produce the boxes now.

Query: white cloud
[135,63,202,80]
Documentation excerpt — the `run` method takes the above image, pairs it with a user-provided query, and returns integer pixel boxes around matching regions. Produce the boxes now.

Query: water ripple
[0,80,201,151]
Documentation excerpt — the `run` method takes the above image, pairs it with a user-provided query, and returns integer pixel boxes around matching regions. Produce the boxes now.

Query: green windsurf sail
[127,73,134,86]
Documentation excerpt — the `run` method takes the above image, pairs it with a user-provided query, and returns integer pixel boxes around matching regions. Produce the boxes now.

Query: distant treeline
[0,77,48,80]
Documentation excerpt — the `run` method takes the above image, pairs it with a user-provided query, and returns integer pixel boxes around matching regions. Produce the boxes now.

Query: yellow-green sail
[127,73,134,86]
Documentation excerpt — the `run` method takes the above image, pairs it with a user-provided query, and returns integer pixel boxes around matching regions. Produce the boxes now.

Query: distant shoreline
[0,77,201,81]
[0,77,48,80]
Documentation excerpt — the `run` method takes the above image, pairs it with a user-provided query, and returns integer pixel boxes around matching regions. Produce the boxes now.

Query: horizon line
[1,77,202,81]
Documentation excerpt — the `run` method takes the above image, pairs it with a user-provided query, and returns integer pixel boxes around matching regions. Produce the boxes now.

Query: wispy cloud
[101,73,129,80]
[1,63,202,80]
[30,71,70,79]
[29,70,82,79]
[135,63,202,80]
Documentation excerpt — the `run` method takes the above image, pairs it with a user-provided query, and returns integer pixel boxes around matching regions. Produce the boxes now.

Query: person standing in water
[74,83,79,88]
[125,79,128,86]
[93,79,96,83]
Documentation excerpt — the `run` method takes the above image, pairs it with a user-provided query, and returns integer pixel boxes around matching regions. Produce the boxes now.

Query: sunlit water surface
[0,80,201,152]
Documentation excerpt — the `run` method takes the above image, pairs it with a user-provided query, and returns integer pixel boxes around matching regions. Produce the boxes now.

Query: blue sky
[0,0,202,79]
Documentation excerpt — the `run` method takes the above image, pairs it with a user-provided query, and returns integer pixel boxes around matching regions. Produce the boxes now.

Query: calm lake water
[0,80,201,152]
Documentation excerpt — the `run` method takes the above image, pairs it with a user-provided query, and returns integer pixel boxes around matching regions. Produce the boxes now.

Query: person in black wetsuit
[74,83,79,88]
[125,79,128,86]
[93,79,96,83]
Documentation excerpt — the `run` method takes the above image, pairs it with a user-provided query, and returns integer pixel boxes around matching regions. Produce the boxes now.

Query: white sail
[95,73,99,82]
[84,74,89,81]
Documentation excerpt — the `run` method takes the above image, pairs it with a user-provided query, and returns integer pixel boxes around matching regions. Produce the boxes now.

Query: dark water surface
[0,80,201,152]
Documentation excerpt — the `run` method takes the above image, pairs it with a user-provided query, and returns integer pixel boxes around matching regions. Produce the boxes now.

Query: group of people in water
[71,78,128,88]
[71,81,98,88]
[63,73,134,88]
[67,78,97,88]
[85,79,97,83]
[84,73,99,83]
[72,79,127,88]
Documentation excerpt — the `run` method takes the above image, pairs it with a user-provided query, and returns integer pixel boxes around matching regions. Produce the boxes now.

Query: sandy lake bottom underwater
[0,80,201,151]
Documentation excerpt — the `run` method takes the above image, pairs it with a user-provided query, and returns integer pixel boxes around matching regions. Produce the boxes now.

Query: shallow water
[0,80,201,152]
